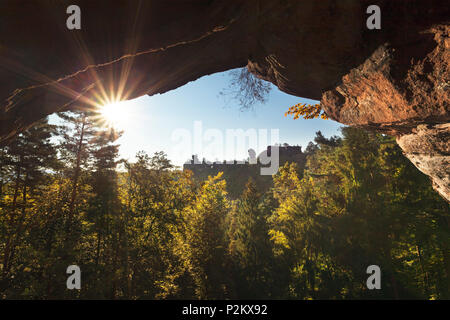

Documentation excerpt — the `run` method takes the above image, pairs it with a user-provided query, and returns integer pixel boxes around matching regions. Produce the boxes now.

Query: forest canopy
[0,111,448,299]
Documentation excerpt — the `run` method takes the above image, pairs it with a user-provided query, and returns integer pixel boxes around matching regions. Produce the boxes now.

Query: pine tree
[181,172,231,299]
[228,178,274,298]
[0,119,58,284]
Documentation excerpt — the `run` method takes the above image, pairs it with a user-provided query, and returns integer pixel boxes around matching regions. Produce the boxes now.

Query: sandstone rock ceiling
[0,0,448,200]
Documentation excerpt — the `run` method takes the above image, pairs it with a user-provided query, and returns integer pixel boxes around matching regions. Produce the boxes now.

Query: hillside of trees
[0,111,448,299]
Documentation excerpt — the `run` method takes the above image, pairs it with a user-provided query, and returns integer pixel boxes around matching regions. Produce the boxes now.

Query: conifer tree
[181,173,231,299]
[228,178,273,298]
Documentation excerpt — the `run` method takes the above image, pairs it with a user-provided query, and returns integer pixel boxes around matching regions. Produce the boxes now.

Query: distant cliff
[183,145,306,198]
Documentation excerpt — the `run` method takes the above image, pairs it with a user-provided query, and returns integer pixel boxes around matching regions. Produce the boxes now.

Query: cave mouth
[44,68,339,170]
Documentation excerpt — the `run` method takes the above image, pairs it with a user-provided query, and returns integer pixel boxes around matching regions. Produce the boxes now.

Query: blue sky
[53,68,343,167]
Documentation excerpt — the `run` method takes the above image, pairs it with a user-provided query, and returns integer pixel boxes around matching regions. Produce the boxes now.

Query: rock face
[397,124,449,202]
[321,28,449,135]
[0,0,448,200]
[319,20,449,201]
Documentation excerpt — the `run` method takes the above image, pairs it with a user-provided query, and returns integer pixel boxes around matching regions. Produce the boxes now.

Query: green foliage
[227,179,276,298]
[178,173,231,299]
[267,128,449,299]
[0,120,448,299]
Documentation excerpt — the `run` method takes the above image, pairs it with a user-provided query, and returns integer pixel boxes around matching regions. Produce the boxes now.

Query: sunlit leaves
[285,103,328,120]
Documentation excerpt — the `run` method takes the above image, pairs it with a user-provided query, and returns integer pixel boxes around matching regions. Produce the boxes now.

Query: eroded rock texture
[397,124,449,201]
[321,25,449,134]
[319,20,449,201]
[0,0,449,200]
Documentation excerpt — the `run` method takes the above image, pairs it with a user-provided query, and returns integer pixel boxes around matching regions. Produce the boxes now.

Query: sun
[99,101,129,129]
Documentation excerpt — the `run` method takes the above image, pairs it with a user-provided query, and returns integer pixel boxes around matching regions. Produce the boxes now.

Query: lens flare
[99,100,129,129]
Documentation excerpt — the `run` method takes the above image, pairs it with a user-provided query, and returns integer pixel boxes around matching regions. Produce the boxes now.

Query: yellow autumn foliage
[284,103,328,120]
